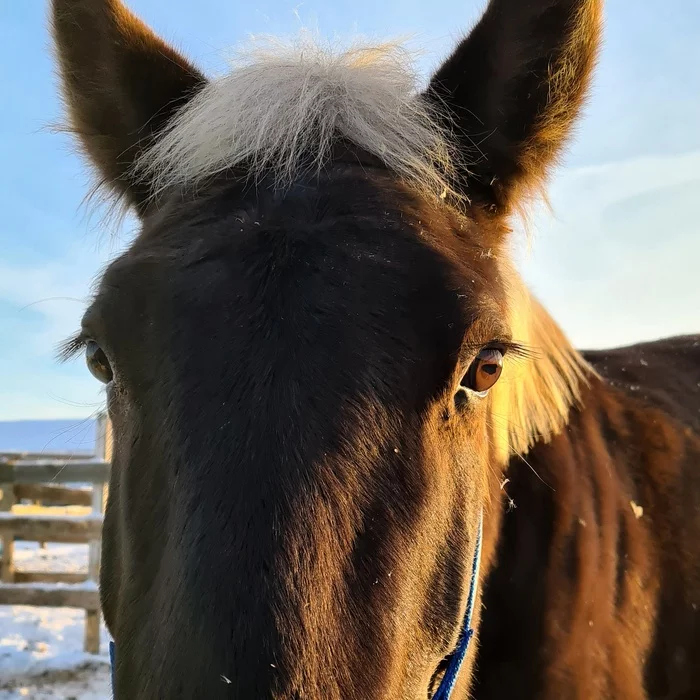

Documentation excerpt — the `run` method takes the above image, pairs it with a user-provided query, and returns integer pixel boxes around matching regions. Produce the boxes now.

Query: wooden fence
[0,413,111,654]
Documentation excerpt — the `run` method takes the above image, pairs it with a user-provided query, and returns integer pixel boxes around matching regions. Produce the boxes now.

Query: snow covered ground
[0,542,110,699]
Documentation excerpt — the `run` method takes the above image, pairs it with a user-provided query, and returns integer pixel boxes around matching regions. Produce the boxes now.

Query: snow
[0,665,111,700]
[0,542,110,699]
[0,581,99,593]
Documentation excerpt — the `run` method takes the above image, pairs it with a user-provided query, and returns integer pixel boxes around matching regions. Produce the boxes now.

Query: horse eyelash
[57,333,88,363]
[500,341,538,361]
[463,340,535,361]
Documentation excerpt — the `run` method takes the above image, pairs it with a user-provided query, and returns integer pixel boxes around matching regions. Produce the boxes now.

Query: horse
[51,0,700,697]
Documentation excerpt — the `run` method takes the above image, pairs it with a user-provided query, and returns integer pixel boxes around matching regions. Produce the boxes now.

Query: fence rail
[0,451,93,462]
[0,512,104,543]
[0,414,111,654]
[13,483,93,507]
[0,581,100,609]
[0,459,110,485]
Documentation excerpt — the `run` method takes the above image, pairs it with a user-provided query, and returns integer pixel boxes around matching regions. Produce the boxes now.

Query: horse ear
[425,0,602,214]
[51,0,207,215]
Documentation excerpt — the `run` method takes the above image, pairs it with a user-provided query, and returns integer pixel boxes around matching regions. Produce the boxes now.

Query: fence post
[0,528,14,583]
[0,471,15,583]
[84,412,111,654]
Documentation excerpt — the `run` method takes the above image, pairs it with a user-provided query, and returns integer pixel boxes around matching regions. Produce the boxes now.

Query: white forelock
[136,34,458,200]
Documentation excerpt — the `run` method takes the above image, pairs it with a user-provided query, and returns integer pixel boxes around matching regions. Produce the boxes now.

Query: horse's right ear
[51,0,206,215]
[424,0,602,215]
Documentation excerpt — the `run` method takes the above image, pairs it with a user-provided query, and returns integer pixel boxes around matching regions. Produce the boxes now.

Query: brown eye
[86,341,113,384]
[462,347,504,395]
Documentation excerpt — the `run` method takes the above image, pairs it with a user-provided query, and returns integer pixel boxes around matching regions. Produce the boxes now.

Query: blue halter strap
[109,637,116,694]
[432,510,483,699]
[108,513,483,699]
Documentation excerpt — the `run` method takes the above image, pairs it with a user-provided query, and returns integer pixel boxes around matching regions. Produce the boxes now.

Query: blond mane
[137,35,457,201]
[489,266,594,463]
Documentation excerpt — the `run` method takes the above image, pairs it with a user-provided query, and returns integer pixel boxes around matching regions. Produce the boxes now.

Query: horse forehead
[125,178,480,293]
[97,176,502,370]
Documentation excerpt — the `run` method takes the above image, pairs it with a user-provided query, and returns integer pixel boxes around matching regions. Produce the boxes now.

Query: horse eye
[86,341,113,384]
[461,347,504,395]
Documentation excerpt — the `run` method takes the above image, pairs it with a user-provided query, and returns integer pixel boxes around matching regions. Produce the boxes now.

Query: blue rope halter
[109,638,116,693]
[108,513,483,700]
[432,510,483,699]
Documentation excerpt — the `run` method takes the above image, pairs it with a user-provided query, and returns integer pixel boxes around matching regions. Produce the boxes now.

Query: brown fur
[427,0,603,212]
[477,336,700,699]
[49,0,700,698]
[51,0,205,214]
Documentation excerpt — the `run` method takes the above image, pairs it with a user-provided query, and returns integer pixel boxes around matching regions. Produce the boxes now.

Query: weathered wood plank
[14,483,93,507]
[14,571,88,584]
[0,452,93,462]
[0,513,103,543]
[84,414,111,654]
[0,581,99,609]
[11,504,92,517]
[90,416,109,585]
[1,529,14,583]
[84,609,102,654]
[0,482,16,582]
[0,484,13,512]
[0,460,110,485]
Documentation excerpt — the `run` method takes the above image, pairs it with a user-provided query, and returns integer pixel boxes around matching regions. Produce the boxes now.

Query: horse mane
[490,267,594,463]
[136,34,457,201]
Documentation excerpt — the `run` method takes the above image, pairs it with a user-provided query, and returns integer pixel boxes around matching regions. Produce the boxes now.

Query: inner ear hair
[51,0,207,214]
[424,0,603,213]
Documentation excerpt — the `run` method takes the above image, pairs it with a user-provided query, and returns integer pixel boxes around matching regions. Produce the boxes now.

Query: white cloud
[0,244,107,356]
[0,236,129,420]
[516,149,700,349]
[0,389,104,422]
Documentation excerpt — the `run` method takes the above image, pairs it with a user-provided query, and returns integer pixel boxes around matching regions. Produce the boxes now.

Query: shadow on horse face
[83,166,510,698]
[52,0,603,697]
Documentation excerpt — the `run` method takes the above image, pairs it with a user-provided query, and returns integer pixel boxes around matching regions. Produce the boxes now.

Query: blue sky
[1,0,698,420]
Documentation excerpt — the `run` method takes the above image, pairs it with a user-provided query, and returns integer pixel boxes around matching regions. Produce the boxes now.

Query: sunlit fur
[490,274,592,462]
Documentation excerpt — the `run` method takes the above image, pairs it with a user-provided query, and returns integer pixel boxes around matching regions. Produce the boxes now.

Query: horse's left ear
[51,0,207,215]
[425,0,603,213]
